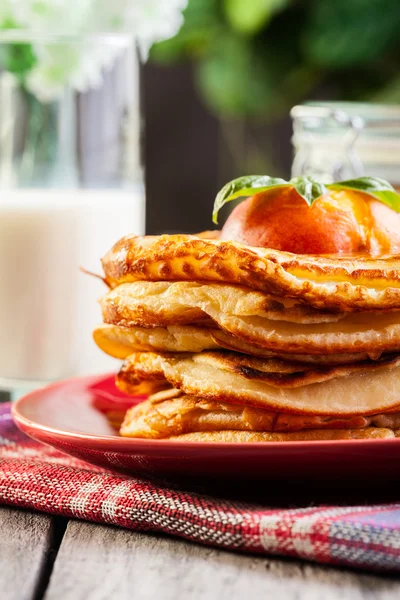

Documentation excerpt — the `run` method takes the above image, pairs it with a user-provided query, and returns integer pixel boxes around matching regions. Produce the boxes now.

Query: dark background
[143,62,293,235]
[143,63,219,235]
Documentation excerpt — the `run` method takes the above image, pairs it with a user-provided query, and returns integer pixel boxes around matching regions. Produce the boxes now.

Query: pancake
[93,324,221,358]
[101,234,400,311]
[210,329,379,364]
[100,281,400,355]
[116,378,169,397]
[371,412,400,429]
[120,394,371,438]
[94,323,379,364]
[117,351,400,416]
[101,281,342,326]
[168,429,395,442]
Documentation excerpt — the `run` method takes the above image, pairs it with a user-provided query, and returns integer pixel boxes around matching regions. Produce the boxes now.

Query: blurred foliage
[151,0,400,118]
[0,17,37,81]
[0,41,37,81]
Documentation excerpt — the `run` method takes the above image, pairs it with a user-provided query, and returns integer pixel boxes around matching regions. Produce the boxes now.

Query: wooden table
[1,507,399,599]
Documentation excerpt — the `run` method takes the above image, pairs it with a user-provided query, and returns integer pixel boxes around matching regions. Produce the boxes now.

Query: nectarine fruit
[219,187,400,255]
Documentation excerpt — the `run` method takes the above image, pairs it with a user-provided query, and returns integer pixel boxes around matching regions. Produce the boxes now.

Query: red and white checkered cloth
[1,403,400,571]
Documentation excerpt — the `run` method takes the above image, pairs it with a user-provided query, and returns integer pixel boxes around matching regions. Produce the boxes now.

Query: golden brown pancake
[210,329,381,364]
[116,378,169,397]
[118,351,400,390]
[101,234,400,311]
[94,323,380,364]
[371,412,400,429]
[120,394,371,439]
[93,323,221,359]
[100,281,400,355]
[102,281,342,326]
[168,429,394,442]
[117,351,400,416]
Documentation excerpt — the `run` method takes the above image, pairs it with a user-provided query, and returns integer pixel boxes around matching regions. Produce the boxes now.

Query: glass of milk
[0,36,145,392]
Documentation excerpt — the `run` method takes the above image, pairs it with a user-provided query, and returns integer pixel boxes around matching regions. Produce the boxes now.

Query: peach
[219,187,400,255]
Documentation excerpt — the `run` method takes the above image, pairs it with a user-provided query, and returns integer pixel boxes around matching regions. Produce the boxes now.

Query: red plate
[12,374,400,491]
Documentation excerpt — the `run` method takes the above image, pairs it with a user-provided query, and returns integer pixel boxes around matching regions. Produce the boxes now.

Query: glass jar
[291,102,400,187]
[0,34,145,392]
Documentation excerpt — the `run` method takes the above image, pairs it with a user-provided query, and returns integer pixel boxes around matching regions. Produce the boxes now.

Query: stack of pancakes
[94,233,400,441]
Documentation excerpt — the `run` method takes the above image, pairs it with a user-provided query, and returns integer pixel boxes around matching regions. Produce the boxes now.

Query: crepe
[93,323,221,359]
[120,394,373,438]
[117,351,400,416]
[100,281,400,355]
[101,234,400,311]
[101,281,342,326]
[94,323,379,364]
[168,429,395,442]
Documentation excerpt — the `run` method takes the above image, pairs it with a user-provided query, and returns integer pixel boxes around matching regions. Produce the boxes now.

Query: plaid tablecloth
[1,403,400,572]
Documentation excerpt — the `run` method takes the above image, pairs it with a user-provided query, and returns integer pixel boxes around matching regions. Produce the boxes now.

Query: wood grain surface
[44,519,400,600]
[0,507,56,600]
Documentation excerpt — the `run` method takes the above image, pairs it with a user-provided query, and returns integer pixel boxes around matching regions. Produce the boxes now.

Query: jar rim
[291,101,400,131]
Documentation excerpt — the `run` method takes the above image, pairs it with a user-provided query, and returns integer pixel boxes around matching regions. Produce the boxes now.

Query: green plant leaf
[213,175,400,224]
[290,176,329,206]
[0,17,37,82]
[328,177,400,212]
[224,0,288,35]
[0,43,37,82]
[212,175,328,223]
[304,0,400,68]
[213,175,287,223]
[196,32,279,117]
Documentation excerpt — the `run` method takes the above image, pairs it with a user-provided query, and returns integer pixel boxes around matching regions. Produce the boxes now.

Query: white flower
[2,0,187,101]
[9,0,91,35]
[25,40,126,101]
[9,0,93,33]
[7,0,187,43]
[114,0,187,58]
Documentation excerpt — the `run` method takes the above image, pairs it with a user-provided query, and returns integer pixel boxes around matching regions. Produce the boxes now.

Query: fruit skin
[219,187,400,255]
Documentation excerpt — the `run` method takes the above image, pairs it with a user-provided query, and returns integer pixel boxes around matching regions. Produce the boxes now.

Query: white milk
[0,188,145,387]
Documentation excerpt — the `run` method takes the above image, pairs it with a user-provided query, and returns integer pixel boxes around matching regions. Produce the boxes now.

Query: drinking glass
[0,34,145,393]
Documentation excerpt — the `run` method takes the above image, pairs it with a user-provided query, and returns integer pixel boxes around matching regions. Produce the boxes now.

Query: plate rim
[11,372,400,454]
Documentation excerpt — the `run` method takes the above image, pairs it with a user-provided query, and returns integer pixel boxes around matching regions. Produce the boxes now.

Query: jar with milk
[0,33,145,391]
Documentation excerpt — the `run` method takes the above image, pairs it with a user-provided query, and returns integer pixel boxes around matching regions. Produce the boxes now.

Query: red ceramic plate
[12,374,400,490]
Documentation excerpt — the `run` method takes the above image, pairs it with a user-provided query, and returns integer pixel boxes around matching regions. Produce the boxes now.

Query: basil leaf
[213,174,400,225]
[290,176,329,206]
[330,176,395,193]
[212,174,330,223]
[328,177,400,212]
[212,175,287,223]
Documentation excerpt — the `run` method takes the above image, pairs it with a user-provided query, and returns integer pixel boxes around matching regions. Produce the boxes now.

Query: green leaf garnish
[329,177,400,211]
[289,176,329,206]
[212,175,287,224]
[212,175,400,224]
